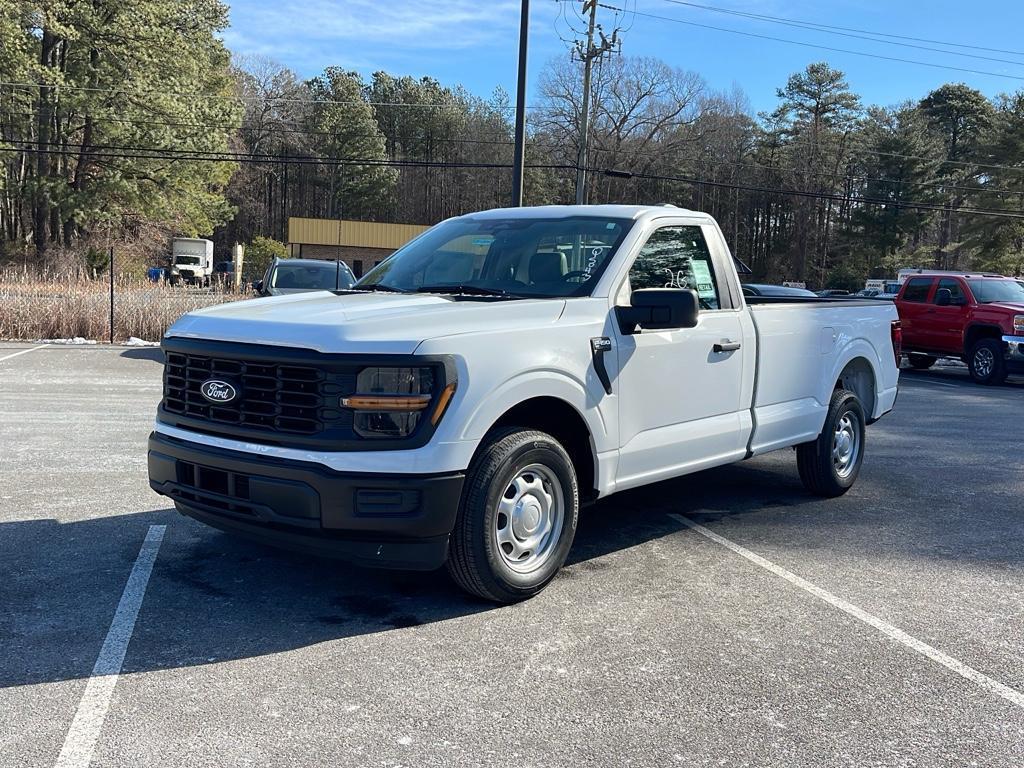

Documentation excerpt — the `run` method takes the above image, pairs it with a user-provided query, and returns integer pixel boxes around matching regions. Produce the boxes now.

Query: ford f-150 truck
[894,272,1024,384]
[148,205,900,602]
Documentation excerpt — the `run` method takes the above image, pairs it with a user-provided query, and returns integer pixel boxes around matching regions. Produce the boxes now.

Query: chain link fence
[0,261,251,343]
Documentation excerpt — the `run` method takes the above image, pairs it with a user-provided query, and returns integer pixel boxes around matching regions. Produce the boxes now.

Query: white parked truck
[170,237,214,286]
[149,205,901,602]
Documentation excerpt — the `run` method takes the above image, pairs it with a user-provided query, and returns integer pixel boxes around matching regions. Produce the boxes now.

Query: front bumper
[147,432,464,570]
[1003,335,1024,373]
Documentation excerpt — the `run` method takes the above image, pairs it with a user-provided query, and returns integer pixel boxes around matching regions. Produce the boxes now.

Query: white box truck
[170,238,214,286]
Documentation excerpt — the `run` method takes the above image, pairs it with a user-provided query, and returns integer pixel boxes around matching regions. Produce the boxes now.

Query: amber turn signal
[341,395,431,411]
[431,382,457,425]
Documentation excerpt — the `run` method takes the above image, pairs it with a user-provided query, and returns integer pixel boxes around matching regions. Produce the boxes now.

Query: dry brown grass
[0,269,250,342]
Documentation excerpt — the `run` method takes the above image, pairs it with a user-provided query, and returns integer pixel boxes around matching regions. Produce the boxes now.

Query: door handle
[713,340,742,353]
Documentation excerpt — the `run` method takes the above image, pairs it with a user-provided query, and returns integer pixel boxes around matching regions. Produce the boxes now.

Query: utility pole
[511,0,530,207]
[574,0,619,205]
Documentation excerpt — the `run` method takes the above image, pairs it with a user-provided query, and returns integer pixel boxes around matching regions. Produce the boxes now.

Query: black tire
[967,338,1007,385]
[447,428,579,603]
[907,353,936,370]
[797,389,866,497]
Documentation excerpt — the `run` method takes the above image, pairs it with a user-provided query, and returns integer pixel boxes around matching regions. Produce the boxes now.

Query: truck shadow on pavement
[118,347,164,363]
[899,364,1024,390]
[2,455,1015,689]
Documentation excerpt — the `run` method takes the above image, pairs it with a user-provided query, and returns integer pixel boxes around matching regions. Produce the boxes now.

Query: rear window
[901,278,933,302]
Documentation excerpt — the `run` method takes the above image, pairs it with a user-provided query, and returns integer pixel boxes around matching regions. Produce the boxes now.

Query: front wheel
[967,338,1007,385]
[797,389,866,497]
[447,428,579,603]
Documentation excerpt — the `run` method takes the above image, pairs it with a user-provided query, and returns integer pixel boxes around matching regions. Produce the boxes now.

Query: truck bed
[746,299,900,456]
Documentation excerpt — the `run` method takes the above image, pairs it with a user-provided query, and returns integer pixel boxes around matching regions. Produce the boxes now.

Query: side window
[935,278,964,304]
[628,226,721,310]
[902,278,933,302]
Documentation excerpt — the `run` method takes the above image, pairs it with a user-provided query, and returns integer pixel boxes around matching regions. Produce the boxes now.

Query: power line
[5,104,1022,174]
[0,112,521,146]
[0,80,539,111]
[7,122,1024,195]
[656,0,1024,58]
[3,141,1022,220]
[599,149,1024,197]
[616,167,1024,219]
[597,3,1024,81]
[0,142,575,171]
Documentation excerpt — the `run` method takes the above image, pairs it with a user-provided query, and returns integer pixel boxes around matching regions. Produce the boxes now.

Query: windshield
[356,215,633,298]
[174,256,200,266]
[271,262,354,290]
[967,279,1024,304]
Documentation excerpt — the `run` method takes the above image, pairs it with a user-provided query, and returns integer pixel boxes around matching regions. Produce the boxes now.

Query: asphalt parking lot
[2,343,1022,767]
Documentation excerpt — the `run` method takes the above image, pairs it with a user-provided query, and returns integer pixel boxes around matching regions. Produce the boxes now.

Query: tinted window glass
[272,262,353,290]
[967,279,1024,304]
[357,216,632,298]
[629,226,721,310]
[902,278,933,302]
[935,278,965,304]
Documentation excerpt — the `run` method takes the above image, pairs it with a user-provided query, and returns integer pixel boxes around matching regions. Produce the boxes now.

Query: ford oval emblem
[200,379,238,404]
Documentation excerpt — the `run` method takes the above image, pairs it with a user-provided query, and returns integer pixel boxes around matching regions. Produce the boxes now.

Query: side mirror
[616,288,700,335]
[935,288,952,306]
[253,280,264,295]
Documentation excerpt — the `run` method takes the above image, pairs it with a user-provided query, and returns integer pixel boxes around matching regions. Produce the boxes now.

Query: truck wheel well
[964,324,1002,351]
[488,397,597,502]
[836,357,876,421]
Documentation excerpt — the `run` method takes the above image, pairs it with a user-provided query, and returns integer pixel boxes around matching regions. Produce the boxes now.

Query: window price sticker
[689,260,717,300]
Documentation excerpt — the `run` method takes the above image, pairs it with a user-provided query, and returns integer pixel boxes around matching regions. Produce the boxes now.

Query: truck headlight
[343,366,454,438]
[1014,314,1024,334]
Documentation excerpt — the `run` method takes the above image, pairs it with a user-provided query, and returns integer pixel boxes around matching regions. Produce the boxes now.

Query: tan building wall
[287,217,431,278]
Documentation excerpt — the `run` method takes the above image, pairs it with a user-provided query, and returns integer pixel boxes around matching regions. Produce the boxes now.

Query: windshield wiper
[351,283,409,293]
[415,284,511,297]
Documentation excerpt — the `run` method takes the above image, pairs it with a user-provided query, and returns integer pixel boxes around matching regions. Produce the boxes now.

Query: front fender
[457,368,615,454]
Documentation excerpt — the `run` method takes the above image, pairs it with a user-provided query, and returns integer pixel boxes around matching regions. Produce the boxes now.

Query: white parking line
[54,525,166,768]
[903,379,960,389]
[668,513,1024,711]
[0,344,48,362]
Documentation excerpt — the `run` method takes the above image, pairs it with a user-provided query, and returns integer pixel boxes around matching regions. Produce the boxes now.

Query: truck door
[611,223,748,490]
[897,277,936,350]
[918,277,970,354]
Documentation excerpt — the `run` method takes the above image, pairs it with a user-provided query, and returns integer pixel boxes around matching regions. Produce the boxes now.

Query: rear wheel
[447,428,579,603]
[907,353,936,370]
[967,338,1007,385]
[797,389,865,497]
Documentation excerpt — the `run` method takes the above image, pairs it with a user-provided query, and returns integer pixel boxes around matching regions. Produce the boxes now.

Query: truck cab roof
[460,203,710,223]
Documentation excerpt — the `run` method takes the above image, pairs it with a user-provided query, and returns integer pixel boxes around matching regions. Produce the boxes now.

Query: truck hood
[166,291,567,354]
[980,301,1024,313]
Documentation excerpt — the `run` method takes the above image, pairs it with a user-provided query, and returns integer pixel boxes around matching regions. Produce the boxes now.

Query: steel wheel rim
[493,463,564,574]
[974,347,995,378]
[832,411,861,479]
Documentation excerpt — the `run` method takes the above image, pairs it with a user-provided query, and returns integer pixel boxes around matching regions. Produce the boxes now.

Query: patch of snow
[124,336,160,347]
[36,337,97,345]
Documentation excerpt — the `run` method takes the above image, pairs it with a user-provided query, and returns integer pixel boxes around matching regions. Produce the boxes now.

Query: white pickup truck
[149,205,900,602]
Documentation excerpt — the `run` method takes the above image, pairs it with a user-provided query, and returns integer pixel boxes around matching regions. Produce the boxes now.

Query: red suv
[895,272,1024,384]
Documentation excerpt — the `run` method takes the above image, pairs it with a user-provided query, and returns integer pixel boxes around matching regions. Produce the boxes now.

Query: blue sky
[223,0,1024,114]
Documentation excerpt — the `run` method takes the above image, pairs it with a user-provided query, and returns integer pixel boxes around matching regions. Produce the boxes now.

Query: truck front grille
[162,351,354,438]
[157,338,447,451]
